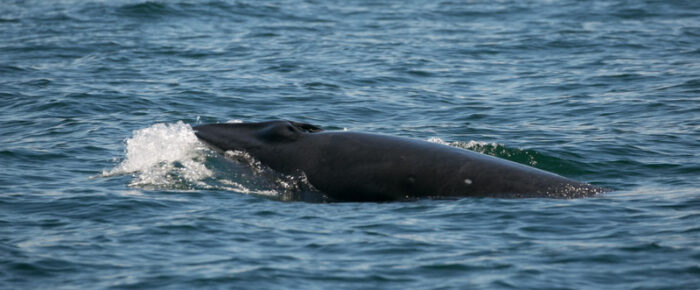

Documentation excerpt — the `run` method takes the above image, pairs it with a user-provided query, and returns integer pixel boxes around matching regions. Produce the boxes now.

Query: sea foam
[104,121,212,188]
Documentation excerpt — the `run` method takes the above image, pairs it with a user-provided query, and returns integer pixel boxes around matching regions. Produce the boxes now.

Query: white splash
[427,137,449,145]
[453,140,498,151]
[224,150,267,174]
[103,121,212,188]
[217,179,278,197]
[427,137,496,151]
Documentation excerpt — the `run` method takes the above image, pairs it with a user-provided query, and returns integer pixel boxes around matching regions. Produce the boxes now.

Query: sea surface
[1,0,699,288]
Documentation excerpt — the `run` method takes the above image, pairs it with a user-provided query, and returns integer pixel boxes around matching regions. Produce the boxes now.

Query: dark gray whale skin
[193,120,604,201]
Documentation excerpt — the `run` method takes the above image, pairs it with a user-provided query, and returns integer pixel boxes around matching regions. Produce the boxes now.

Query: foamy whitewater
[104,121,212,188]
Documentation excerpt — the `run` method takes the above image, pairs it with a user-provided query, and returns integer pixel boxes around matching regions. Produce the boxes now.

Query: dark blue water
[2,0,699,288]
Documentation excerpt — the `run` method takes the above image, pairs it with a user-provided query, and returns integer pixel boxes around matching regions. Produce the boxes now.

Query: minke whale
[193,120,605,201]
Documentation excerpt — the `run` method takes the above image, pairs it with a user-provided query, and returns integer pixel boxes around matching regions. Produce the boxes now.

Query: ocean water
[1,0,699,288]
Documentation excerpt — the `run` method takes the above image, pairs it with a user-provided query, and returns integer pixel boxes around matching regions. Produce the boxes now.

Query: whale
[193,120,604,201]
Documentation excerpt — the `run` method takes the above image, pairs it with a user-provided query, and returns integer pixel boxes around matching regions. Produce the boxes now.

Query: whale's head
[192,120,322,154]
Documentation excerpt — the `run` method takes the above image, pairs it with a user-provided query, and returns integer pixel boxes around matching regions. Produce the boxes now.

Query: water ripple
[1,0,699,288]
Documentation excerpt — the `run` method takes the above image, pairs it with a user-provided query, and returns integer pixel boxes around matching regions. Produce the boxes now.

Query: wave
[427,137,599,178]
[102,121,213,189]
